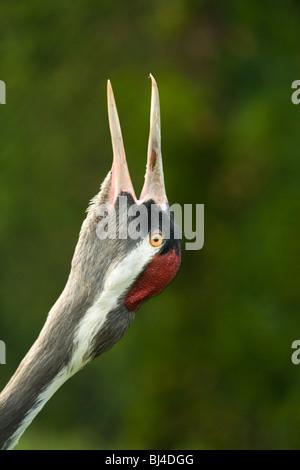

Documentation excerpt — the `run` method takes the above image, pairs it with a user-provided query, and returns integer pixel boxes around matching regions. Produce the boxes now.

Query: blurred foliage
[0,0,300,450]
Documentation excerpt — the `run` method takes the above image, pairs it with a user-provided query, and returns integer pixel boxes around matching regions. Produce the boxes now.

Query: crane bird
[0,75,181,450]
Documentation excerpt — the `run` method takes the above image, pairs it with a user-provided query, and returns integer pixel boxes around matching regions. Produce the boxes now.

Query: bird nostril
[151,150,157,171]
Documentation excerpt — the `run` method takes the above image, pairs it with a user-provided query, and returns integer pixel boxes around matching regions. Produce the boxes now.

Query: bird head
[67,76,181,363]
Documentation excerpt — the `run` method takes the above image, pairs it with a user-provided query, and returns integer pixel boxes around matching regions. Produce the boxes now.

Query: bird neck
[0,293,80,450]
[0,269,135,450]
[0,348,70,450]
[0,270,101,451]
[0,209,138,450]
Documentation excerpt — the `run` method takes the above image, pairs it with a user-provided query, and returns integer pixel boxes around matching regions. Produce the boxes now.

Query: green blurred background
[0,0,300,450]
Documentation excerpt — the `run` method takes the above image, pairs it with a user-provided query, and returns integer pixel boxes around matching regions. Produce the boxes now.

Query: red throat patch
[124,247,181,312]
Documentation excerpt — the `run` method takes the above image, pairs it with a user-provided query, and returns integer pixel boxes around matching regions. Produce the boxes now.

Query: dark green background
[0,0,299,449]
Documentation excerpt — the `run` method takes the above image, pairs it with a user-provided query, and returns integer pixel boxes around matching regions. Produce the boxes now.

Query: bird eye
[149,231,163,247]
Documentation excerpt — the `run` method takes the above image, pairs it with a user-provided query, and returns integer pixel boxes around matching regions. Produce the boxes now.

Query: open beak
[107,75,168,207]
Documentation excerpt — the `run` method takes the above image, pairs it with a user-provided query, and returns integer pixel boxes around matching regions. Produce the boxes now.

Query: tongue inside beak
[139,74,168,207]
[107,80,136,204]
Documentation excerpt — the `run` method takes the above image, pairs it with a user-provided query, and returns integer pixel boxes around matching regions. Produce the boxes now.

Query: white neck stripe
[70,238,159,372]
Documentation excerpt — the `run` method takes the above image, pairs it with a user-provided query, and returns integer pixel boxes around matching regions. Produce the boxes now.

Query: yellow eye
[149,231,163,247]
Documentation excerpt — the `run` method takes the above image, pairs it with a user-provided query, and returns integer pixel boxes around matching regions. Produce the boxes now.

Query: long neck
[0,277,135,450]
[0,202,137,450]
[0,290,85,450]
[0,347,70,450]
